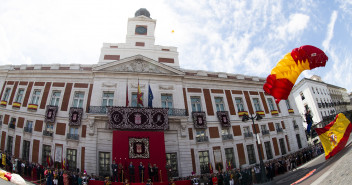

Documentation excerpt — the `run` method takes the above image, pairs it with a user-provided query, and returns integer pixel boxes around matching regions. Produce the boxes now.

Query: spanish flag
[137,79,143,107]
[315,113,352,159]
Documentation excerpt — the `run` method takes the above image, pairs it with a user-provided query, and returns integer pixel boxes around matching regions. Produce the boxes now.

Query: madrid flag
[315,113,352,159]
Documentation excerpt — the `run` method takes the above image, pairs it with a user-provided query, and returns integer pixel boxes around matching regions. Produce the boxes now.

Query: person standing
[118,162,124,182]
[128,162,135,182]
[148,163,154,181]
[111,160,118,182]
[138,162,145,182]
[152,164,159,182]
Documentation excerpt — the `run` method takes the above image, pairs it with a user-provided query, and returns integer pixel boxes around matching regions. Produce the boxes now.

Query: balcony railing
[262,130,270,135]
[244,132,253,138]
[88,106,108,114]
[88,106,188,116]
[167,108,188,116]
[24,127,32,133]
[276,128,283,133]
[196,136,209,143]
[9,123,16,129]
[67,133,79,140]
[43,130,53,137]
[294,125,299,129]
[222,134,233,140]
[318,103,322,108]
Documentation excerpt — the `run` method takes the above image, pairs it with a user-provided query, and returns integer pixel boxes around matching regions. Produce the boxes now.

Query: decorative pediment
[94,55,184,75]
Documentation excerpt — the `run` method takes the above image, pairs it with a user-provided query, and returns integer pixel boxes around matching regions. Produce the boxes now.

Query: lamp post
[242,113,267,183]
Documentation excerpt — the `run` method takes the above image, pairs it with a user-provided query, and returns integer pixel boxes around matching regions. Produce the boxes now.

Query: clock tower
[126,8,156,47]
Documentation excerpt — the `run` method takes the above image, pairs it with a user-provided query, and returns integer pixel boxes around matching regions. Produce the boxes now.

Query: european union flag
[148,85,154,108]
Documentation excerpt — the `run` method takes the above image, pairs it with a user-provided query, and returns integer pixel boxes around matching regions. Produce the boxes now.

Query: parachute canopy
[263,45,328,104]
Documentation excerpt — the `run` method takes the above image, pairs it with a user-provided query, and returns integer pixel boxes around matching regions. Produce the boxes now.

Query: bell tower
[126,8,156,47]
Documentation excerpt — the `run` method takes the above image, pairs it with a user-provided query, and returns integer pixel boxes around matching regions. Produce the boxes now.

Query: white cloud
[275,13,310,41]
[322,11,338,51]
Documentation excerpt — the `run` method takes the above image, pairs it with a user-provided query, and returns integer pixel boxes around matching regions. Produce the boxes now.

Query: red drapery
[112,130,167,182]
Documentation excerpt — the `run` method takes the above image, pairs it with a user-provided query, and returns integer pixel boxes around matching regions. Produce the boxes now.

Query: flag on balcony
[148,85,154,108]
[209,162,213,174]
[137,80,143,107]
[62,158,65,169]
[315,113,352,160]
[126,83,129,107]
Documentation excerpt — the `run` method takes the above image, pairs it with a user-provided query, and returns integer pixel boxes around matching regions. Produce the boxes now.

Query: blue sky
[0,0,351,91]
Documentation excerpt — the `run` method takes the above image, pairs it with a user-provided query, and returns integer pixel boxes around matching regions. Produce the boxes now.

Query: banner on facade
[55,146,63,162]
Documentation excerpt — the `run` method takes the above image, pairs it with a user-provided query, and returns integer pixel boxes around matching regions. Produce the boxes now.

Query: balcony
[294,125,299,130]
[9,123,16,129]
[318,103,322,108]
[67,133,79,140]
[88,106,188,116]
[43,130,53,137]
[262,130,270,135]
[196,136,209,143]
[238,111,248,117]
[28,104,38,111]
[244,132,253,138]
[288,109,294,114]
[221,134,233,141]
[12,102,21,109]
[271,110,279,116]
[24,127,32,133]
[276,128,283,133]
[0,100,7,107]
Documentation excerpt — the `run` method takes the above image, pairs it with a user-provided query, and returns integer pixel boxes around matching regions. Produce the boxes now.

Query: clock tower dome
[126,8,156,46]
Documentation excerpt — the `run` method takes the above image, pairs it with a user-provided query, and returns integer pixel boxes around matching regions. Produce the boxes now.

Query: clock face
[135,26,147,34]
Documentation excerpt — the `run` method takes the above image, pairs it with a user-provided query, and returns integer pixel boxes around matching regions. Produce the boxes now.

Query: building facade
[291,75,351,141]
[0,9,307,177]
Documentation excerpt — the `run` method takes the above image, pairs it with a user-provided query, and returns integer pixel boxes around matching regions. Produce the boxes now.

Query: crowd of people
[0,144,323,185]
[174,144,324,185]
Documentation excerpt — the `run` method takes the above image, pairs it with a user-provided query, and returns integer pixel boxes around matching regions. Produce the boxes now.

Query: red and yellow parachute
[263,45,328,104]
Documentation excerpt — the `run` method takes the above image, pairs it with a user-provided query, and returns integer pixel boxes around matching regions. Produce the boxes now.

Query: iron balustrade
[221,134,233,140]
[196,136,209,142]
[67,133,79,140]
[262,130,270,135]
[244,132,253,138]
[9,123,16,129]
[276,128,283,133]
[88,106,188,116]
[43,130,53,137]
[24,127,32,133]
[318,103,322,108]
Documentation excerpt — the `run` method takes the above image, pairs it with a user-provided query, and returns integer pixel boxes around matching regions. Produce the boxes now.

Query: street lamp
[242,113,267,183]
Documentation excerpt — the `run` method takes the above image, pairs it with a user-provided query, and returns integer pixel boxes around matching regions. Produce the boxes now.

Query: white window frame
[50,90,61,106]
[72,91,85,108]
[267,98,275,111]
[30,89,41,105]
[14,88,25,103]
[2,88,11,101]
[214,97,225,112]
[191,96,202,112]
[252,98,262,112]
[102,91,114,107]
[161,94,173,108]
